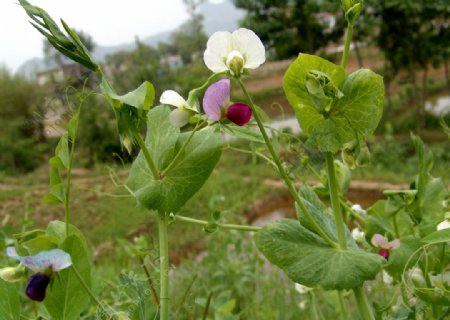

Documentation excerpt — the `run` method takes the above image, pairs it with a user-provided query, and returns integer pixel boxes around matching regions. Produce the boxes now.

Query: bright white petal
[170,109,191,128]
[294,283,311,294]
[231,28,265,69]
[204,31,232,73]
[437,220,450,231]
[160,90,188,109]
[6,247,19,259]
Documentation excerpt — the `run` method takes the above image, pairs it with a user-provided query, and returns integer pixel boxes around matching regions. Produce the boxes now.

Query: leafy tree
[373,0,450,128]
[233,0,345,59]
[0,67,46,173]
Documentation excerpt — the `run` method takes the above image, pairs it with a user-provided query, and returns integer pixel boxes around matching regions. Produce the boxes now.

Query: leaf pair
[255,186,383,290]
[284,54,384,153]
[127,106,222,214]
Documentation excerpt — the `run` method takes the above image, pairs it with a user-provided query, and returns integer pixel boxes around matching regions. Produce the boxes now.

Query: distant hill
[18,0,244,78]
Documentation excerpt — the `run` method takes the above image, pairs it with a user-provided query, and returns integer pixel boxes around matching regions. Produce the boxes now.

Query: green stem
[202,292,214,320]
[134,132,159,180]
[161,122,201,176]
[310,292,321,320]
[337,291,348,320]
[238,78,338,248]
[325,152,347,250]
[353,287,374,320]
[158,213,170,320]
[64,114,80,237]
[341,23,354,69]
[72,265,113,316]
[172,214,261,232]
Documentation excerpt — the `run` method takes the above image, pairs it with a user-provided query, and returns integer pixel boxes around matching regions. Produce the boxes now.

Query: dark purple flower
[226,103,252,126]
[378,249,390,260]
[25,273,50,302]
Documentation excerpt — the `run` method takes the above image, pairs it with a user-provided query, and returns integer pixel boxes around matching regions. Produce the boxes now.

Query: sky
[0,0,222,71]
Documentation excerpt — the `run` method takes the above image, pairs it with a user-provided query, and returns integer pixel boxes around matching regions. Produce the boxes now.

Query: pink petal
[371,234,389,248]
[387,239,400,249]
[203,79,230,121]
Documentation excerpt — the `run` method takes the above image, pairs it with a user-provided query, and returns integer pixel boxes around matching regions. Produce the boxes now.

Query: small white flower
[295,283,312,294]
[351,204,367,216]
[203,28,265,76]
[160,90,197,127]
[437,219,450,231]
[382,270,393,285]
[299,300,308,310]
[407,267,425,285]
[351,228,365,243]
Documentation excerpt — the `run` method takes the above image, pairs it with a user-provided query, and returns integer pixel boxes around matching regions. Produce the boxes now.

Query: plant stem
[237,78,338,248]
[202,292,214,320]
[172,214,261,232]
[341,23,354,69]
[161,122,201,176]
[337,291,348,320]
[139,256,160,306]
[158,212,170,320]
[72,265,114,316]
[325,152,347,250]
[64,112,80,237]
[134,132,160,180]
[353,287,374,320]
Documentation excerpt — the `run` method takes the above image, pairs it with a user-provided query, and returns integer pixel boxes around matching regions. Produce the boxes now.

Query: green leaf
[422,229,450,245]
[100,79,155,111]
[255,219,383,290]
[284,54,384,153]
[43,135,69,204]
[284,54,346,137]
[220,123,264,143]
[297,185,353,244]
[127,106,222,213]
[385,236,421,276]
[19,0,98,71]
[67,109,80,141]
[44,235,91,320]
[46,221,86,245]
[0,280,20,320]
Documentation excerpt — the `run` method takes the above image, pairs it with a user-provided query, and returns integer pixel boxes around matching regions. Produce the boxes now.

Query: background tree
[0,67,46,173]
[373,0,450,129]
[233,0,345,59]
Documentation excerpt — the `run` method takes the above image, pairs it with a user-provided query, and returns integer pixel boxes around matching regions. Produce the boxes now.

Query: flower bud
[226,51,245,76]
[226,103,252,126]
[0,267,23,282]
[25,273,50,302]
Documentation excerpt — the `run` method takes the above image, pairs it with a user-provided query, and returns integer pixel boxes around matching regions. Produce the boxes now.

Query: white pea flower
[299,300,308,310]
[382,270,393,285]
[203,28,266,76]
[407,267,425,285]
[160,90,197,128]
[351,228,365,243]
[295,282,312,294]
[437,219,450,231]
[351,204,367,217]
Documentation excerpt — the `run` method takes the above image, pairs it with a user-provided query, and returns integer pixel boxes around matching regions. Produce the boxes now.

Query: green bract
[255,219,383,290]
[127,106,222,213]
[284,54,384,153]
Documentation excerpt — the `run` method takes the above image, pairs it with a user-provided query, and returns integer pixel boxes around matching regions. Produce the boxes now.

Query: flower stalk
[158,212,170,320]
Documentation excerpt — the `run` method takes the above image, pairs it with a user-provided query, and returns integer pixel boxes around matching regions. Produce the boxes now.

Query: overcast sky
[0,0,222,71]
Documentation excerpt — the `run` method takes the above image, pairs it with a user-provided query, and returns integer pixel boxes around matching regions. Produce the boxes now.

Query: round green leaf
[255,219,383,290]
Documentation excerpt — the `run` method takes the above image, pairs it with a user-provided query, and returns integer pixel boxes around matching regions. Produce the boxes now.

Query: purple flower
[371,234,400,260]
[6,247,72,302]
[203,79,252,126]
[25,273,50,302]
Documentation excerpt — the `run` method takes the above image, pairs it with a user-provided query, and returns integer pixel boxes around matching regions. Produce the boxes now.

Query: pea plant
[1,0,449,319]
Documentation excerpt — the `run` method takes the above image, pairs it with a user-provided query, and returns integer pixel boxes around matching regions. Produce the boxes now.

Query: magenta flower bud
[378,248,390,260]
[25,273,50,302]
[226,103,252,126]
